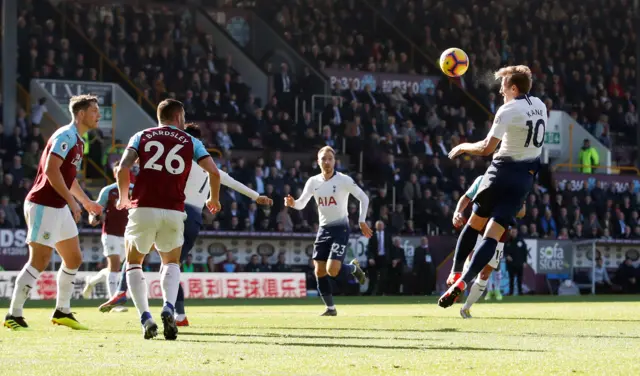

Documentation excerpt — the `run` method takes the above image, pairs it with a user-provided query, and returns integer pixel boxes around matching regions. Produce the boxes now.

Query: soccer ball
[439,48,469,77]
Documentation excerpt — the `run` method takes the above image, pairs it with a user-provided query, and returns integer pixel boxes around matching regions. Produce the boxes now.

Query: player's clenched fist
[116,196,132,210]
[284,194,295,208]
[256,196,273,206]
[206,199,221,214]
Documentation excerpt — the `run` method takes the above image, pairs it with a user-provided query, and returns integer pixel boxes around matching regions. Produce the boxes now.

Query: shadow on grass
[426,316,640,323]
[179,338,545,352]
[179,331,439,342]
[200,326,640,340]
[203,326,460,334]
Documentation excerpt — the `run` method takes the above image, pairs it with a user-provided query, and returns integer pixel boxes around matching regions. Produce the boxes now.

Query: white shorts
[465,235,505,270]
[102,234,126,259]
[24,200,78,248]
[125,207,187,254]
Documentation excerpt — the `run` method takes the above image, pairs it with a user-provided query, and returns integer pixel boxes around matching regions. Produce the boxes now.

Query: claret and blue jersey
[126,125,210,212]
[26,123,85,208]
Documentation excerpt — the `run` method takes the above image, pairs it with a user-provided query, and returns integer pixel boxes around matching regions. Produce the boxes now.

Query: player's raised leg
[448,213,488,286]
[440,219,505,308]
[82,267,109,299]
[99,263,128,312]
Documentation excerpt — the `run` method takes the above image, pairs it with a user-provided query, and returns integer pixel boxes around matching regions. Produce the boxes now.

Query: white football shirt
[184,160,259,209]
[488,94,547,162]
[293,171,369,227]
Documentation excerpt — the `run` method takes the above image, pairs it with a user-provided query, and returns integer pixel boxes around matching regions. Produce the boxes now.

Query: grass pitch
[1,296,639,376]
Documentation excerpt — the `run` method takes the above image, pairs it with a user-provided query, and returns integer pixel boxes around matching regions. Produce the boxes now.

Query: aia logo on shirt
[318,196,337,206]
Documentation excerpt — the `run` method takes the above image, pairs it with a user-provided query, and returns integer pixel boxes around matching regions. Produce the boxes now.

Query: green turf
[1,296,639,376]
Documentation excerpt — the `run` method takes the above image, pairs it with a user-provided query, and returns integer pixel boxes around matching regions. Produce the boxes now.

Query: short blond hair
[317,146,336,157]
[69,94,98,116]
[494,65,533,94]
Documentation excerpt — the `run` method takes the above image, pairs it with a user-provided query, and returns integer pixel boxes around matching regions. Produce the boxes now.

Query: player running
[453,175,526,318]
[284,146,371,316]
[81,166,136,308]
[440,65,544,308]
[116,99,221,340]
[4,95,103,331]
[99,124,273,326]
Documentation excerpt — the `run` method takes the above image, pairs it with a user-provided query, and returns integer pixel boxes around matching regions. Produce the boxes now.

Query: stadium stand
[4,0,640,293]
[10,0,640,242]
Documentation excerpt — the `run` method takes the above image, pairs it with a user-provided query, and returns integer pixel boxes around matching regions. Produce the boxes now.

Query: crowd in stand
[10,0,640,243]
[372,0,640,165]
[252,0,640,165]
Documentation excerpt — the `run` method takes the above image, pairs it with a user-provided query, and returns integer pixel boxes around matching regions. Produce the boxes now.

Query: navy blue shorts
[313,225,350,262]
[473,158,539,227]
[181,204,202,262]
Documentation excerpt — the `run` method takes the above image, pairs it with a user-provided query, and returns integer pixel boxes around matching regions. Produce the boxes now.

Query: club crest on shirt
[43,232,50,240]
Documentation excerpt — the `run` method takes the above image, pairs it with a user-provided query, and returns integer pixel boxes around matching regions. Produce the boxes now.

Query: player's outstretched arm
[116,149,137,209]
[450,108,507,159]
[198,156,221,214]
[449,137,501,159]
[345,179,372,238]
[71,180,103,215]
[285,178,314,210]
[45,153,82,222]
[218,170,272,205]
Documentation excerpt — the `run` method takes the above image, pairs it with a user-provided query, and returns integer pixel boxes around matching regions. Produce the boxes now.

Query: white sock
[9,264,40,317]
[88,268,109,287]
[56,265,78,314]
[463,278,488,310]
[161,263,180,312]
[126,264,150,317]
[108,272,119,298]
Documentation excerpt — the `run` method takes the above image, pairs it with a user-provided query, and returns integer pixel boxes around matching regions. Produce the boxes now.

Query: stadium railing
[552,163,640,175]
[16,82,60,139]
[309,94,344,135]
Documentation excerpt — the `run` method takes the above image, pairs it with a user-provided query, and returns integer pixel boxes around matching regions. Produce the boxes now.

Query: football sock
[108,272,119,298]
[317,275,334,309]
[463,277,488,310]
[127,264,150,321]
[342,263,356,275]
[9,264,40,317]
[56,265,78,314]
[453,224,480,272]
[175,283,186,315]
[117,263,128,293]
[462,238,498,286]
[87,268,109,288]
[161,263,180,314]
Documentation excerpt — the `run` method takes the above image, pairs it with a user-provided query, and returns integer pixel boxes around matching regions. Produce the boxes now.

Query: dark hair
[157,99,184,124]
[69,94,98,116]
[184,123,201,139]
